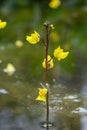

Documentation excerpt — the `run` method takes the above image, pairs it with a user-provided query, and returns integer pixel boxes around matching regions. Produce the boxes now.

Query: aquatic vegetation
[26,21,69,129]
[0,1,86,129]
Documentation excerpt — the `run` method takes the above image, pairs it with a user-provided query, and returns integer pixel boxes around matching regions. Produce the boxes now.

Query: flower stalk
[44,21,50,130]
[44,22,49,81]
[46,83,49,130]
[26,21,69,130]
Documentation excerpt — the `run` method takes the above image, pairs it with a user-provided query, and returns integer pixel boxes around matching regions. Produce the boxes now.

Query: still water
[0,45,87,130]
[0,81,87,130]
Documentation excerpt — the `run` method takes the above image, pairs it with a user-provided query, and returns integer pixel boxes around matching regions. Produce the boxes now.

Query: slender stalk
[46,85,49,130]
[45,22,49,81]
[44,22,50,130]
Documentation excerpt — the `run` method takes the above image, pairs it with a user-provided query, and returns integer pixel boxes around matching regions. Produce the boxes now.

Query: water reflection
[0,107,56,130]
[0,108,41,130]
[81,115,87,130]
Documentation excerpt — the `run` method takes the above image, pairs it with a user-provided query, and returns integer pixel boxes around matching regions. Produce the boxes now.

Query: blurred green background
[0,0,87,84]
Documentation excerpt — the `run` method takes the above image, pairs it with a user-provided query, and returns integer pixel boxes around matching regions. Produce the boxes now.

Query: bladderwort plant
[26,21,69,129]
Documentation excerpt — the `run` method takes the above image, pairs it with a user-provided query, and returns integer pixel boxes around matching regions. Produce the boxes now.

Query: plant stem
[46,85,49,130]
[45,22,49,82]
[45,22,50,130]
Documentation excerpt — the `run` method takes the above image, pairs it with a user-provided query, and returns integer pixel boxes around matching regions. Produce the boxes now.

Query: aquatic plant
[26,21,69,129]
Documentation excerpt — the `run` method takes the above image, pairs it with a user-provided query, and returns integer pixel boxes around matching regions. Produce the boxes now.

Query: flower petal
[42,55,54,69]
[54,46,69,61]
[0,20,7,29]
[36,88,48,102]
[26,31,40,44]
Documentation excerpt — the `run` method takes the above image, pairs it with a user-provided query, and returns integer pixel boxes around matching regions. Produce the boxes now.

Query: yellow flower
[54,46,69,61]
[4,63,16,76]
[42,55,54,69]
[36,88,48,102]
[0,19,7,29]
[49,0,61,9]
[26,31,40,44]
[15,40,23,48]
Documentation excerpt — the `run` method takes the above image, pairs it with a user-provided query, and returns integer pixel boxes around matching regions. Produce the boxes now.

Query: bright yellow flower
[49,0,61,9]
[26,31,40,44]
[4,63,16,76]
[42,55,54,69]
[0,19,7,29]
[15,40,23,48]
[36,88,48,102]
[54,46,69,61]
